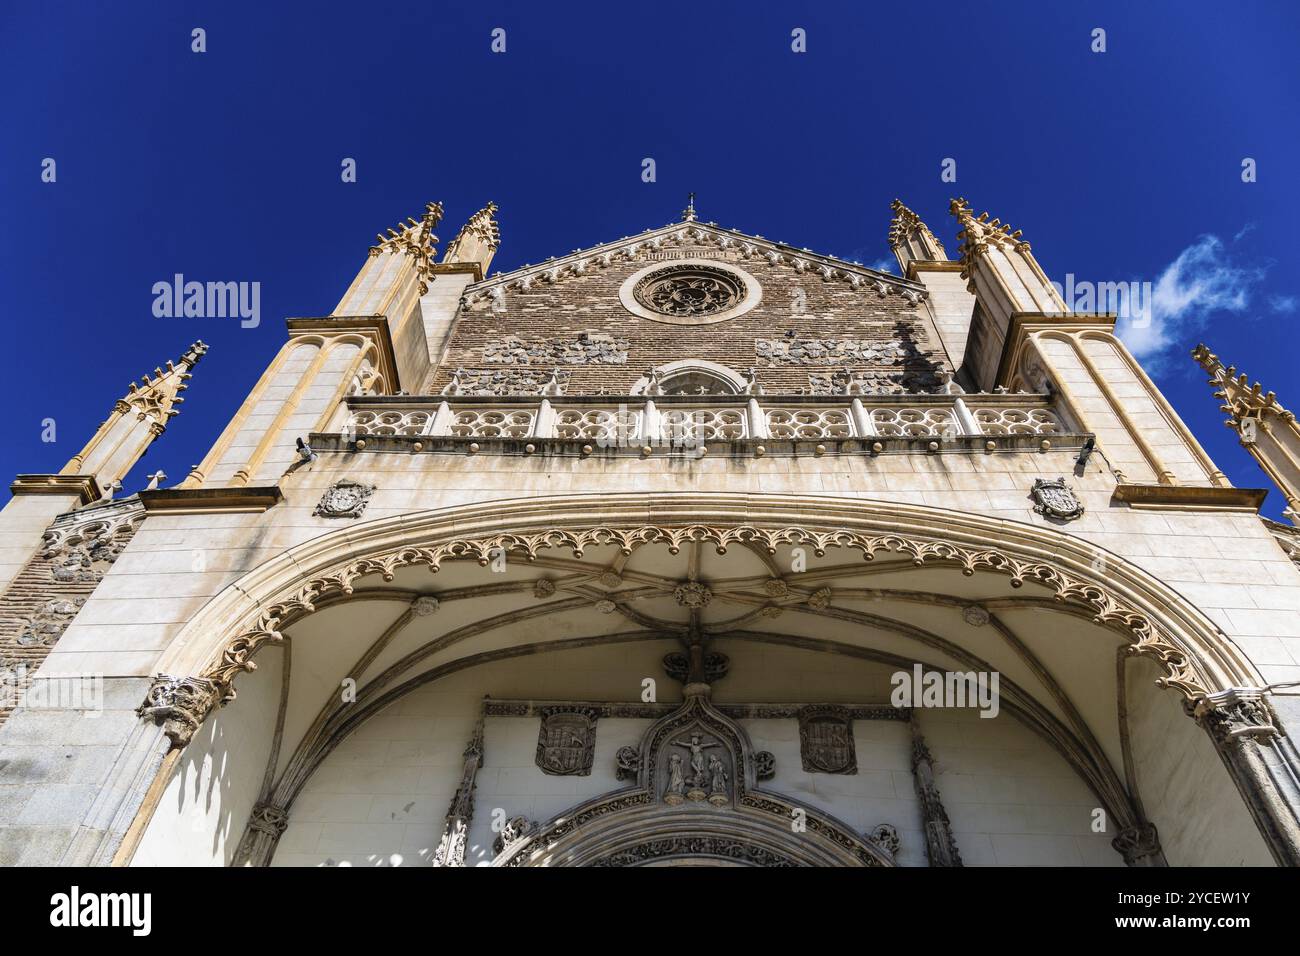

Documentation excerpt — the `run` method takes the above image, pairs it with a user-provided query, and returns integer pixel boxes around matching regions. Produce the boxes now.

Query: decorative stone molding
[757,338,911,367]
[460,221,927,312]
[17,598,85,647]
[1191,690,1279,744]
[663,652,729,685]
[807,369,942,395]
[962,605,990,627]
[753,750,775,781]
[615,746,640,781]
[868,823,901,857]
[807,587,833,611]
[482,333,628,366]
[157,514,1229,743]
[493,815,538,855]
[798,705,857,774]
[136,675,222,748]
[40,498,146,583]
[440,367,570,397]
[673,581,713,608]
[592,836,798,867]
[411,596,440,616]
[1031,477,1085,522]
[313,480,374,519]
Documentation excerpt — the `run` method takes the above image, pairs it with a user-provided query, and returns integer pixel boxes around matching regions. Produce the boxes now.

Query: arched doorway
[121,493,1280,867]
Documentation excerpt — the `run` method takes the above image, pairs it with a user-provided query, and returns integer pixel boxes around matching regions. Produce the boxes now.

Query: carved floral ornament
[136,516,1241,748]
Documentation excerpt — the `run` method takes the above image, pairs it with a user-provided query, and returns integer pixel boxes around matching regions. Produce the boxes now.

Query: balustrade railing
[336,394,1071,444]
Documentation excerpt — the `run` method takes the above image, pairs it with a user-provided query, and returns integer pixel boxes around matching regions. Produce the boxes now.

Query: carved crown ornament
[133,515,1237,751]
[458,221,927,310]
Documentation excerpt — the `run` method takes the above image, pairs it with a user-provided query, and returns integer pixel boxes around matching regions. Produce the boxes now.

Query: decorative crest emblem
[798,706,857,774]
[1030,477,1084,521]
[313,480,374,519]
[535,708,597,776]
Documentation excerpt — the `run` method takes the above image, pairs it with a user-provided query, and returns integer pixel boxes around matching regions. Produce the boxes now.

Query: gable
[426,222,951,397]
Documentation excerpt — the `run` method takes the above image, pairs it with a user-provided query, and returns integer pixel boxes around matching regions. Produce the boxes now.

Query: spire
[442,202,501,277]
[1193,343,1299,522]
[370,200,445,294]
[60,341,208,490]
[949,197,1027,277]
[888,199,946,269]
[681,192,697,222]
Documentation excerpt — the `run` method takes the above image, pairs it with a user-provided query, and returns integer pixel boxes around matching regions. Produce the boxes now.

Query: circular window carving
[618,258,762,326]
[633,266,745,318]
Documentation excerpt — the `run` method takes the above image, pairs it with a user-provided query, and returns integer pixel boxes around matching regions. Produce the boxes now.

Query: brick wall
[425,244,950,395]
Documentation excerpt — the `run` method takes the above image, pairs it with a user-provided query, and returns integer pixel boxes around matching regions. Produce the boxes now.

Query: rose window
[633,266,746,317]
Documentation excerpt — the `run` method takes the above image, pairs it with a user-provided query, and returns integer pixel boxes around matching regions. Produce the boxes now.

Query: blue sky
[1,1,1297,516]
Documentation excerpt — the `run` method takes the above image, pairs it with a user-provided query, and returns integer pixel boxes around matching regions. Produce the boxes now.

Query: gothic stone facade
[1,198,1299,868]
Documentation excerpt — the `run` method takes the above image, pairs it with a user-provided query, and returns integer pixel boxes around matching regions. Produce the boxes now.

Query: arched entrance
[120,493,1286,867]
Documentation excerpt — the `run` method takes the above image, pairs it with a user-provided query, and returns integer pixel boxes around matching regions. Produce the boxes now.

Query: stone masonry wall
[426,240,949,395]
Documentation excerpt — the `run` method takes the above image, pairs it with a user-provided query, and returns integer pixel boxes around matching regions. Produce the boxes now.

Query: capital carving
[1111,822,1162,865]
[1191,690,1279,745]
[248,802,290,837]
[136,674,222,748]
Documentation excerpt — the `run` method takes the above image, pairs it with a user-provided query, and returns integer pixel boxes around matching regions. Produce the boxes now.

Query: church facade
[2,196,1299,867]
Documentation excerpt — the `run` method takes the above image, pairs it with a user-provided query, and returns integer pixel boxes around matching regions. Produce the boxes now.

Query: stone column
[1190,691,1300,866]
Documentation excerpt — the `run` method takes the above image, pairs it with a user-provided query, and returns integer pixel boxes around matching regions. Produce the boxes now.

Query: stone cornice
[10,474,102,505]
[904,259,965,281]
[1111,483,1268,513]
[287,315,401,394]
[138,485,284,515]
[429,262,484,282]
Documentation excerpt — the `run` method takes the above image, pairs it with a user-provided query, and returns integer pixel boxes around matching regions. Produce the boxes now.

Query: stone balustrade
[334,394,1073,445]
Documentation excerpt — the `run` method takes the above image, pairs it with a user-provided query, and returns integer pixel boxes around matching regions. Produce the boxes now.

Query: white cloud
[1118,234,1268,360]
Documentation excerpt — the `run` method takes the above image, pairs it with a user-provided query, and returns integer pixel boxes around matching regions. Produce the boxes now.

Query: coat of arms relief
[313,479,375,519]
[1030,477,1085,522]
[535,708,598,776]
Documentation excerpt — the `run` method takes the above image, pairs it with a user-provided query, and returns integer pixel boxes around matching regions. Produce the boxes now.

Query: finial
[681,192,696,222]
